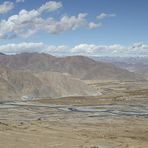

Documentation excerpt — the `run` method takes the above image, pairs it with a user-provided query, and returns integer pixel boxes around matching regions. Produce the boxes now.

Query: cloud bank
[0,42,148,56]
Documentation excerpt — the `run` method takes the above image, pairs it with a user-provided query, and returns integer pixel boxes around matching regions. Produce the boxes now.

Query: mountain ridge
[0,52,144,81]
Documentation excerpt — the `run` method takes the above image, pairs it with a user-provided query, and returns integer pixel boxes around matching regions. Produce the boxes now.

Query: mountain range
[0,53,144,101]
[93,56,148,79]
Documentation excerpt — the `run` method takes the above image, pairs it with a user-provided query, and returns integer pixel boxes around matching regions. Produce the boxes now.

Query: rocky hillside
[0,65,99,101]
[0,53,144,81]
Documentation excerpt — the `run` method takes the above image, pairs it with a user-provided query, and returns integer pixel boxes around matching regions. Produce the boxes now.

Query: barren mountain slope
[0,66,99,101]
[0,53,144,81]
[35,71,99,98]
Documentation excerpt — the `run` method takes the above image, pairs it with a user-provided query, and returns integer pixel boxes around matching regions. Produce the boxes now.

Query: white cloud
[38,1,62,13]
[131,42,148,50]
[71,44,98,54]
[0,1,98,39]
[0,11,88,38]
[0,42,45,54]
[43,13,88,34]
[42,45,68,55]
[0,42,148,56]
[71,43,148,56]
[16,0,25,3]
[0,9,41,38]
[56,43,148,56]
[88,22,102,29]
[97,13,116,20]
[0,1,14,14]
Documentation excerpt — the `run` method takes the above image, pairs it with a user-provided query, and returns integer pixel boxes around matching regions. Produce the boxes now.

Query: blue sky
[0,0,148,56]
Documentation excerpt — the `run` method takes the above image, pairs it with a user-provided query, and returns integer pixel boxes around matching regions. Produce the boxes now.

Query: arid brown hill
[0,65,99,101]
[0,53,144,81]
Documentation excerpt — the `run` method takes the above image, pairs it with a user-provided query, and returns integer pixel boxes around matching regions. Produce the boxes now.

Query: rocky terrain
[0,53,144,81]
[0,53,145,100]
[94,56,148,79]
[0,53,148,147]
[0,80,148,148]
[0,65,99,101]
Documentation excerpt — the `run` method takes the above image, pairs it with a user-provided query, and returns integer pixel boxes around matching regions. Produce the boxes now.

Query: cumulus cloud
[70,44,119,55]
[0,10,88,38]
[43,13,88,34]
[71,44,98,54]
[0,9,40,38]
[71,43,148,56]
[47,43,148,56]
[0,1,99,39]
[0,1,14,14]
[0,42,45,54]
[42,45,68,55]
[0,42,69,55]
[88,22,102,29]
[0,42,148,56]
[131,42,148,50]
[38,1,62,13]
[97,13,116,20]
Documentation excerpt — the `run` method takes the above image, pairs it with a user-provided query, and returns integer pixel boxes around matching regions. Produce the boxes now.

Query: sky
[0,0,148,56]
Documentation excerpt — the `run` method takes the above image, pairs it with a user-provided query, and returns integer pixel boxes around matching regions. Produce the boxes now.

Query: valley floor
[0,81,148,148]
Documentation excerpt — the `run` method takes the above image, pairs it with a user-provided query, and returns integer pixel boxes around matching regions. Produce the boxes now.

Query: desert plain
[0,80,148,148]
